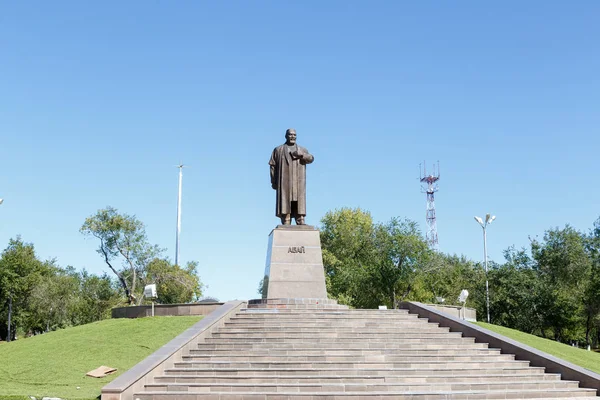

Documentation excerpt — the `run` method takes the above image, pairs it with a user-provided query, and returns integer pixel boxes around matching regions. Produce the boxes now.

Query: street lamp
[0,198,3,205]
[474,213,496,323]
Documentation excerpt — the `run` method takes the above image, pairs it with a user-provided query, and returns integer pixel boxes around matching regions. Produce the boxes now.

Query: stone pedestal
[261,225,327,299]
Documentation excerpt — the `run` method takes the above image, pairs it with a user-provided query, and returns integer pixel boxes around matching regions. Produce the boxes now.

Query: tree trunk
[391,289,396,310]
[586,312,591,348]
[130,267,137,305]
[100,243,132,303]
[7,295,12,343]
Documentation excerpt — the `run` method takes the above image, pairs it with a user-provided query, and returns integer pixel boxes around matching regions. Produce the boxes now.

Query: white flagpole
[175,164,184,266]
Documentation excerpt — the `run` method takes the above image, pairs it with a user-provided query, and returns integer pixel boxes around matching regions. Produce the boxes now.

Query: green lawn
[475,321,600,374]
[0,316,202,400]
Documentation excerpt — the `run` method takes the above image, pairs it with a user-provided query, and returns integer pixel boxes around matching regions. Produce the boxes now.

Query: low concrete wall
[400,301,600,393]
[102,300,246,400]
[111,302,224,319]
[424,304,477,321]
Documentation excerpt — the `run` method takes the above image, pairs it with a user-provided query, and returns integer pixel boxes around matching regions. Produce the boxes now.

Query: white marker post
[175,164,185,266]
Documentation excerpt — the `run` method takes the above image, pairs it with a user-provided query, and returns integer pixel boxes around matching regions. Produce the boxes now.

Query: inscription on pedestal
[288,246,305,253]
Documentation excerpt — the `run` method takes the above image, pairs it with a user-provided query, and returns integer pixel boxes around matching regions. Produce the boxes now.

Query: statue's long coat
[269,144,314,217]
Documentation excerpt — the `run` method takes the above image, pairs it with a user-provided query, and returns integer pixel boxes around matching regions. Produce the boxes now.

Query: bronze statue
[269,128,314,225]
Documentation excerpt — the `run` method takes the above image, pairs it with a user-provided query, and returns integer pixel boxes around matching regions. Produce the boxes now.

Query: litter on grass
[86,365,117,378]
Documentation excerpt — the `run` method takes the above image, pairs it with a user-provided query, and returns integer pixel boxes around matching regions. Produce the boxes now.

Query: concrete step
[247,298,341,304]
[217,326,449,333]
[172,360,531,369]
[163,366,548,377]
[155,372,563,384]
[224,320,438,326]
[235,311,415,316]
[223,323,437,329]
[245,305,350,310]
[206,331,466,339]
[246,307,352,312]
[145,380,581,392]
[234,313,418,319]
[231,314,419,319]
[129,307,597,400]
[227,319,429,324]
[182,354,516,362]
[219,323,447,329]
[246,301,347,307]
[201,337,474,344]
[239,309,411,314]
[189,348,502,356]
[234,319,426,323]
[196,342,490,350]
[235,310,415,315]
[133,389,598,399]
[231,317,429,322]
[210,332,460,339]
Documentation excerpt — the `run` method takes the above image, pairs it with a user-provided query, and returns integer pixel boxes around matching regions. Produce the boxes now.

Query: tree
[80,207,161,305]
[584,217,600,347]
[531,225,590,342]
[487,247,542,334]
[320,208,431,309]
[0,237,49,341]
[143,259,204,304]
[371,218,431,308]
[27,266,79,333]
[421,252,485,310]
[320,208,379,307]
[71,269,122,325]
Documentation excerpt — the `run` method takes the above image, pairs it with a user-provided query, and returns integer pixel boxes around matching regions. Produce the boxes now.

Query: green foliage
[80,206,204,306]
[26,266,80,332]
[257,276,268,298]
[0,237,51,341]
[472,222,600,346]
[80,206,162,304]
[371,218,431,307]
[320,208,432,309]
[420,253,485,309]
[0,206,205,340]
[532,225,591,287]
[73,270,123,324]
[584,217,600,346]
[476,224,600,345]
[321,208,377,307]
[0,316,201,399]
[530,226,590,342]
[487,248,542,334]
[320,207,600,349]
[144,259,204,304]
[0,236,124,340]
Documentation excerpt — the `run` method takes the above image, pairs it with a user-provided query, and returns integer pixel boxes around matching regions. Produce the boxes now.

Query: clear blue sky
[1,2,599,301]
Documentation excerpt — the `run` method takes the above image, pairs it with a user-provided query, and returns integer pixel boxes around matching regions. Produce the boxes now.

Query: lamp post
[474,213,495,323]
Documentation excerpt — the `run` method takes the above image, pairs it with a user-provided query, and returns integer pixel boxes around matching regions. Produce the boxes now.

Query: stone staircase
[134,307,598,399]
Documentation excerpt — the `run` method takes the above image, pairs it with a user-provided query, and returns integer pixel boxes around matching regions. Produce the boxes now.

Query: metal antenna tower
[175,163,187,266]
[419,161,440,249]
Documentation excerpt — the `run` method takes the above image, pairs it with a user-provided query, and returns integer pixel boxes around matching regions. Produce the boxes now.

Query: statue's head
[285,128,297,145]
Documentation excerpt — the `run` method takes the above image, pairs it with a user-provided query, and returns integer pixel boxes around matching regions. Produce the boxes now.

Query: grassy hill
[0,316,202,400]
[476,321,600,374]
